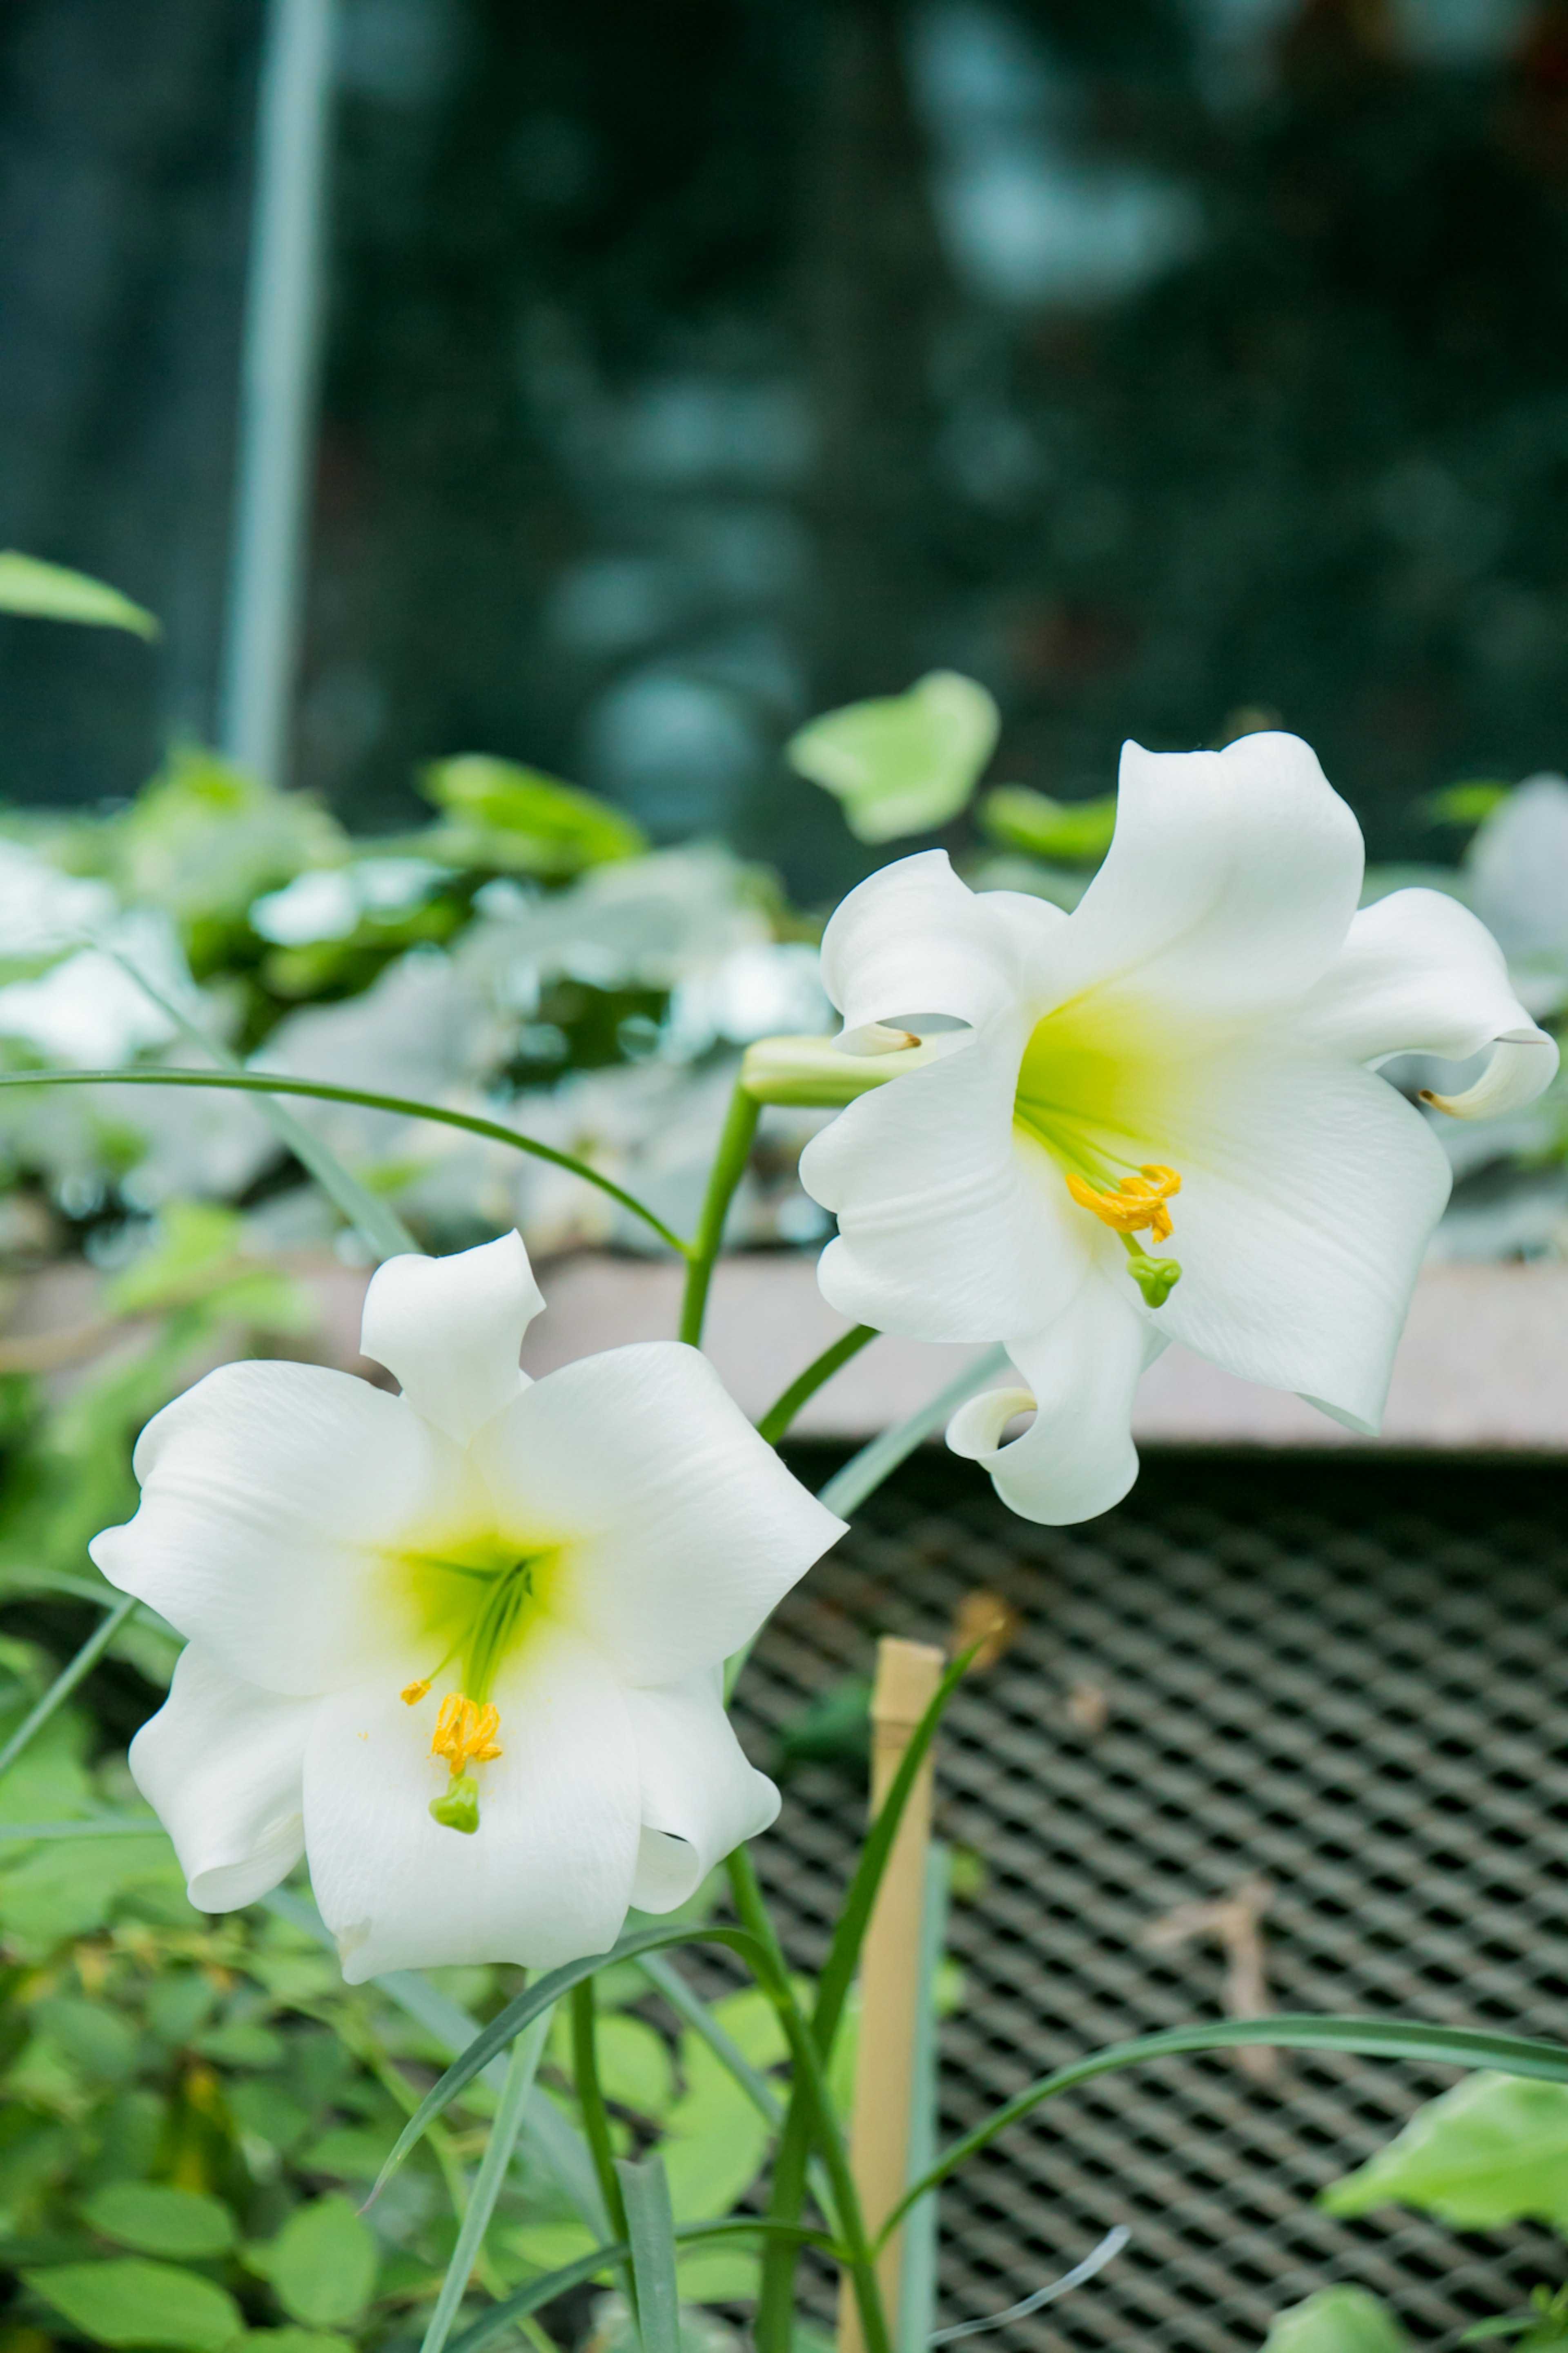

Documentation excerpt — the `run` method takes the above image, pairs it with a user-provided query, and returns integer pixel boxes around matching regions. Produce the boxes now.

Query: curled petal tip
[1420,1027,1559,1120]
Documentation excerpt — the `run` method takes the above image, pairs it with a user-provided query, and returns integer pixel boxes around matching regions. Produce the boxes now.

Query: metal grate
[729,1450,1568,2352]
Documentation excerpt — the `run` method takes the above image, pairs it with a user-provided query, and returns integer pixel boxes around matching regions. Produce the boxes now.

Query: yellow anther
[1065,1163,1182,1242]
[400,1678,432,1706]
[430,1691,503,1775]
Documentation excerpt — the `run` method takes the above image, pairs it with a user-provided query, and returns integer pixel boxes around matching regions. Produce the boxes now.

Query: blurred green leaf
[0,1829,182,1945]
[227,2080,313,2154]
[786,671,999,843]
[777,1677,871,1778]
[1321,2072,1568,2232]
[419,755,646,875]
[33,1997,138,2082]
[24,2257,243,2350]
[229,2334,356,2353]
[1263,2289,1409,2353]
[595,2013,677,2120]
[0,552,159,639]
[100,744,347,941]
[191,2021,287,2072]
[262,2196,379,2328]
[979,784,1118,865]
[295,2125,394,2182]
[80,2183,236,2260]
[1423,781,1512,830]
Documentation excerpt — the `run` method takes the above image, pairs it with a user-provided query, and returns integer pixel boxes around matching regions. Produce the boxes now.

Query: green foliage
[979,784,1118,866]
[1263,2288,1409,2353]
[0,552,160,640]
[786,671,998,844]
[1423,782,1514,830]
[260,2196,380,2327]
[1464,2286,1568,2346]
[80,2181,237,2257]
[418,755,647,875]
[23,2257,243,2348]
[1321,2072,1568,2233]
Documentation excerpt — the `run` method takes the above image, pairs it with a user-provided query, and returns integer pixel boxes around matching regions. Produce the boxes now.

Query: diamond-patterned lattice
[726,1450,1568,2351]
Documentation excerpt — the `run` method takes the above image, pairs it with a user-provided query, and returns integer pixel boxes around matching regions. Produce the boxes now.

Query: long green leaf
[369,1923,769,2201]
[0,550,160,638]
[617,2155,679,2353]
[0,1592,139,1782]
[419,2015,549,2353]
[879,2016,1568,2244]
[260,1887,606,2235]
[444,2220,841,2353]
[813,1648,973,2053]
[0,1068,687,1253]
[815,1345,1009,1520]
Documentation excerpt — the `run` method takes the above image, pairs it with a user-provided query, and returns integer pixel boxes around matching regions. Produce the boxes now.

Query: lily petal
[129,1644,312,1911]
[947,1273,1162,1525]
[1293,886,1558,1084]
[1151,1044,1451,1432]
[305,1618,640,1980]
[802,1009,1091,1341]
[625,1667,780,1912]
[818,849,1040,1034]
[91,1363,464,1695]
[474,1344,845,1686]
[360,1231,544,1445]
[1423,1032,1560,1118]
[1058,734,1364,1025]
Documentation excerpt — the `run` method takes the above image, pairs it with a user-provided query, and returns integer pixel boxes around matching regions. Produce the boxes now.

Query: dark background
[5,0,1568,900]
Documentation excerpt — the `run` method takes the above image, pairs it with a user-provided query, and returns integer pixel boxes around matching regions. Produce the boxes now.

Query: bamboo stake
[838,1637,946,2353]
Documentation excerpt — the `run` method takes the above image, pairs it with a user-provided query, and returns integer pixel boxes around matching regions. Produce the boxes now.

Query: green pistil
[1122,1233,1180,1309]
[430,1774,479,1834]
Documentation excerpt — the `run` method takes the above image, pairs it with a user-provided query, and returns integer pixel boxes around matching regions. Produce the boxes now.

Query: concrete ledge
[11,1251,1563,1454]
[519,1255,1568,1454]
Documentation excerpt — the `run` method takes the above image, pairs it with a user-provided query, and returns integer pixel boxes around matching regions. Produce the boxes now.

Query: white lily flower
[90,1233,844,1980]
[798,733,1557,1526]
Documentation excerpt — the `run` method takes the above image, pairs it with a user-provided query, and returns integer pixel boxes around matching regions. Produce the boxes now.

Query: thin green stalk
[421,2013,550,2353]
[102,943,419,1264]
[756,1324,878,1446]
[727,1850,889,2353]
[0,1069,687,1255]
[750,1655,973,2353]
[816,1344,1010,1520]
[571,1978,633,2311]
[0,1592,140,1782]
[678,1082,760,1346]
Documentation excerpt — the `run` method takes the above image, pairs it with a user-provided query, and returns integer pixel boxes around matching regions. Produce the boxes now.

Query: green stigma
[1123,1233,1181,1309]
[430,1774,480,1835]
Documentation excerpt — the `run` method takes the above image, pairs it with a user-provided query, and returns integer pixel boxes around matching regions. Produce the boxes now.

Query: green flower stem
[571,1978,635,2313]
[0,1068,688,1256]
[756,1324,878,1447]
[421,2011,550,2353]
[678,1082,761,1346]
[0,1591,139,1783]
